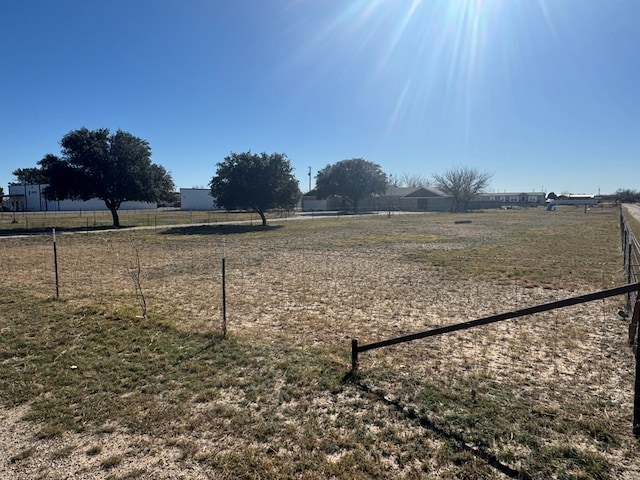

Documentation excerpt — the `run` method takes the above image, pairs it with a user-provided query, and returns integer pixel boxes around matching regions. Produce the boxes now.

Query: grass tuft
[100,454,124,470]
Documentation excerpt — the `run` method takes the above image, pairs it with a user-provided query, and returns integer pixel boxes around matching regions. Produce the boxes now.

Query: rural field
[1,206,639,479]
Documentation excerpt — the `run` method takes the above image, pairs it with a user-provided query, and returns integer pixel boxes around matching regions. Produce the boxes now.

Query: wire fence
[1,210,636,443]
[4,207,640,478]
[0,208,295,233]
[0,224,626,342]
[621,208,640,311]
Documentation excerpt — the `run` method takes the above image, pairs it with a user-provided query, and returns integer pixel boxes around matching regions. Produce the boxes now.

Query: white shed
[180,188,218,211]
[7,184,156,211]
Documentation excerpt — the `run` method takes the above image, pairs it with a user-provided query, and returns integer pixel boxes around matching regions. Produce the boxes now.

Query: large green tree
[209,151,301,226]
[10,167,48,186]
[38,128,174,227]
[432,166,492,212]
[315,158,387,212]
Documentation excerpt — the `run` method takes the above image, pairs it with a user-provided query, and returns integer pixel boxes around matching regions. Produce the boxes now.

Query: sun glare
[293,0,557,139]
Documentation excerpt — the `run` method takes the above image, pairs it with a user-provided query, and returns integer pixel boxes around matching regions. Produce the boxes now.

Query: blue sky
[2,0,639,196]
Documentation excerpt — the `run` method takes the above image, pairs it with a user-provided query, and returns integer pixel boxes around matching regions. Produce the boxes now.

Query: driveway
[625,203,640,223]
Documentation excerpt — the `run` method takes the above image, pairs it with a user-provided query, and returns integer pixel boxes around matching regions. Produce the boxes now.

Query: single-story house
[373,187,453,212]
[304,187,453,212]
[472,192,547,209]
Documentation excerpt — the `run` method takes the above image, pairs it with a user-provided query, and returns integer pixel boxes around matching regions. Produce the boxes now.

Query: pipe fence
[348,205,640,435]
[620,207,640,311]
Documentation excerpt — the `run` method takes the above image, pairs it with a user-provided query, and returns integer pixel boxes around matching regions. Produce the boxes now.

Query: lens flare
[290,0,559,141]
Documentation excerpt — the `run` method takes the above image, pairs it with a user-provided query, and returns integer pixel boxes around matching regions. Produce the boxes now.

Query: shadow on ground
[161,224,283,236]
[342,373,533,480]
[0,225,134,237]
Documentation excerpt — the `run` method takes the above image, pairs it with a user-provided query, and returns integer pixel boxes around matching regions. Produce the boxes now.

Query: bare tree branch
[432,167,492,212]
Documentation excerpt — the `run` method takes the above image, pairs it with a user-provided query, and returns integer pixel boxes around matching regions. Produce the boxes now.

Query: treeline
[601,189,640,203]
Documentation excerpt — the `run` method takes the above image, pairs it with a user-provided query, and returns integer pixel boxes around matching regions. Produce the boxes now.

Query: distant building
[6,184,156,212]
[300,195,327,211]
[180,188,218,211]
[553,194,600,206]
[301,187,452,212]
[374,187,453,212]
[473,192,546,209]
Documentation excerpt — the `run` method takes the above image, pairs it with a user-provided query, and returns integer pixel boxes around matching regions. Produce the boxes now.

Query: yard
[1,206,638,479]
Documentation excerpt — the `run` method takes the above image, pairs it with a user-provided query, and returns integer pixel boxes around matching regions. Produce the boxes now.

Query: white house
[180,188,218,211]
[7,184,156,212]
[473,192,547,208]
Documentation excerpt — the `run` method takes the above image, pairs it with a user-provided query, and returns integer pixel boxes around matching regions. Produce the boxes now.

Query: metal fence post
[351,339,359,372]
[221,239,227,338]
[630,300,640,347]
[634,308,640,436]
[52,228,59,299]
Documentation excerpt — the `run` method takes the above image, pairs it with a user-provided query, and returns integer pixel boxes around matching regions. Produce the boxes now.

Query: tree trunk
[257,210,267,226]
[104,199,121,227]
[109,206,120,227]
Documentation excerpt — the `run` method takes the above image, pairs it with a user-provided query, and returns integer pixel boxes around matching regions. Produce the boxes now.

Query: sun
[289,0,558,138]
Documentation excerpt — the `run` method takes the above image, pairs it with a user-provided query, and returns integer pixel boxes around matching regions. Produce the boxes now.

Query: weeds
[101,454,124,470]
[9,447,36,464]
[126,244,147,318]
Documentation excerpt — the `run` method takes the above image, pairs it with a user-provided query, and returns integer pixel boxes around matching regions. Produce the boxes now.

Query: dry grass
[1,206,638,479]
[0,209,290,234]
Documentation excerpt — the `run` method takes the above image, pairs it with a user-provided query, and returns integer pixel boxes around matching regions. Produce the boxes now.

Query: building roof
[384,186,449,198]
[477,192,545,197]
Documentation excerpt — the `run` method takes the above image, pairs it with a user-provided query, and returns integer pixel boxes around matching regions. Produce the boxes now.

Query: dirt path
[625,203,640,223]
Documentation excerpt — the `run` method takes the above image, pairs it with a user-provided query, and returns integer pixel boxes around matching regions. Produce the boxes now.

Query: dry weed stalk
[126,245,147,318]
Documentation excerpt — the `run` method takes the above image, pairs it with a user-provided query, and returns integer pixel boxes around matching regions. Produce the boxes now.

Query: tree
[209,151,301,226]
[432,166,492,212]
[393,172,430,188]
[38,128,174,227]
[612,188,640,203]
[315,158,387,212]
[10,167,48,186]
[0,186,4,197]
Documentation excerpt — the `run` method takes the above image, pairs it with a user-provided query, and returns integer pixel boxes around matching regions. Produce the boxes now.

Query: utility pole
[308,166,311,193]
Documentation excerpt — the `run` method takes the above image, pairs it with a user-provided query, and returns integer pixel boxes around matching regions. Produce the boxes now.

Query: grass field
[1,206,639,479]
